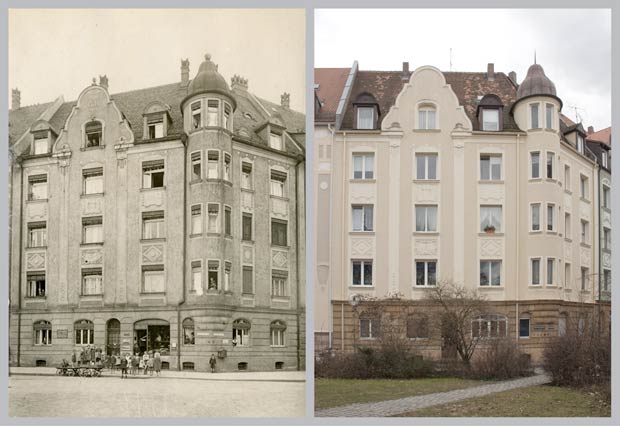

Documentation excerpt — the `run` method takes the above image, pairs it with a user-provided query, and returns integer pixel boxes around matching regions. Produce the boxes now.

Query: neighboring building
[9,54,306,372]
[314,61,610,362]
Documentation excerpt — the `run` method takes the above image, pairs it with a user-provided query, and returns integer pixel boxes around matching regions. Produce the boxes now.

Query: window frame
[352,153,375,180]
[530,203,541,232]
[417,105,437,130]
[529,103,540,129]
[142,160,165,189]
[352,259,373,287]
[351,205,374,232]
[546,203,555,232]
[359,317,380,339]
[415,260,437,287]
[481,108,500,131]
[74,320,95,345]
[356,107,375,130]
[271,219,288,247]
[530,257,541,285]
[142,265,165,293]
[207,203,220,234]
[415,153,438,180]
[191,260,202,293]
[479,260,502,286]
[530,151,541,179]
[142,211,165,240]
[28,222,47,248]
[415,204,438,232]
[546,151,555,179]
[28,174,48,201]
[480,154,502,181]
[81,268,103,295]
[519,318,530,339]
[545,103,555,130]
[471,314,508,339]
[480,205,502,233]
[547,257,555,286]
[26,273,46,298]
[84,120,103,148]
[83,167,104,195]
[82,216,103,244]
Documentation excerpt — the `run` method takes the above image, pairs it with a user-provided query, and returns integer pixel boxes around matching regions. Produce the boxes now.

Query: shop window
[183,318,195,345]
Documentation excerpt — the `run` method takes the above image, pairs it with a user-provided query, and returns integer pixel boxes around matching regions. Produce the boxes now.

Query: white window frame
[207,203,220,234]
[241,161,253,190]
[602,185,610,209]
[207,260,219,290]
[529,103,540,129]
[357,107,374,130]
[82,269,103,295]
[546,203,555,232]
[191,101,202,129]
[223,153,231,181]
[480,205,502,233]
[545,103,554,129]
[577,135,584,153]
[142,160,165,189]
[207,150,220,180]
[270,170,287,198]
[530,151,541,179]
[191,204,202,235]
[546,257,555,286]
[269,133,284,151]
[206,99,220,127]
[580,174,589,199]
[270,327,285,347]
[191,260,203,293]
[28,175,48,201]
[546,151,555,179]
[530,257,541,285]
[481,108,500,131]
[415,153,438,180]
[530,203,541,232]
[352,259,373,286]
[33,137,48,155]
[479,260,502,286]
[191,151,202,181]
[417,105,437,130]
[352,153,375,180]
[415,205,438,232]
[564,212,571,240]
[142,268,165,293]
[415,260,437,287]
[480,154,502,181]
[352,205,374,232]
[564,165,571,192]
[519,317,530,339]
[359,318,380,339]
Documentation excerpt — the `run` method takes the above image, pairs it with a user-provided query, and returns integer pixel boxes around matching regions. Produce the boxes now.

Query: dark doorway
[106,319,121,356]
[134,319,170,355]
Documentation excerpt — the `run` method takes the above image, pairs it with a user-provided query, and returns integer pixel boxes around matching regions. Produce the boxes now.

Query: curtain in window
[363,262,372,285]
[427,111,436,129]
[415,206,426,231]
[364,155,374,179]
[416,155,426,179]
[363,206,373,231]
[352,207,363,231]
[427,206,437,231]
[427,155,437,179]
[358,108,373,129]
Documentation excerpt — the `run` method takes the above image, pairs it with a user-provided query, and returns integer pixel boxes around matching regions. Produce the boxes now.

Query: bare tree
[424,281,487,366]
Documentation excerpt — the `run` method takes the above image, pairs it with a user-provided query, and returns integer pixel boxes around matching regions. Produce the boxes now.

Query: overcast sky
[316,9,611,131]
[9,9,305,112]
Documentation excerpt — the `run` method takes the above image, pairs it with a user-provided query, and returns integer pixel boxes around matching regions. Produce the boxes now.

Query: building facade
[314,61,610,362]
[9,54,305,372]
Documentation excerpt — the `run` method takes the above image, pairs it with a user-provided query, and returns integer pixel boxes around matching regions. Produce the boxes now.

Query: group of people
[118,351,163,379]
[70,345,103,367]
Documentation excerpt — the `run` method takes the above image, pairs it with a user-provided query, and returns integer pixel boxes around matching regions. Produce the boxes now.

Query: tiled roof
[587,126,611,146]
[9,80,305,155]
[560,113,576,127]
[314,68,350,123]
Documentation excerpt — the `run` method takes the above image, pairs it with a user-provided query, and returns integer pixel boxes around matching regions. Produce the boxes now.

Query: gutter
[597,162,602,332]
[177,133,188,371]
[295,155,304,371]
[327,123,335,350]
[515,133,520,345]
[341,131,347,352]
[16,158,24,366]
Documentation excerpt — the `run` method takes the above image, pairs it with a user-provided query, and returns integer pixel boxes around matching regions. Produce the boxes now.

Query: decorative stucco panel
[27,202,48,221]
[141,244,165,264]
[350,237,375,257]
[81,248,103,266]
[26,251,46,270]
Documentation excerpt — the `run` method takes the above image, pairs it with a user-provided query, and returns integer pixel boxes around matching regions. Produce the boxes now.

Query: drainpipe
[515,133,520,345]
[13,156,24,367]
[341,131,347,352]
[597,163,602,333]
[295,155,303,371]
[327,123,335,350]
[177,134,188,371]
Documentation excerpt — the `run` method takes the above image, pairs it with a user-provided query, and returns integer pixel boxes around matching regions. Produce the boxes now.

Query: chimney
[99,75,108,90]
[281,92,290,109]
[487,63,495,81]
[11,88,20,110]
[402,62,410,81]
[231,74,248,91]
[181,59,190,87]
[587,126,594,135]
[509,71,517,85]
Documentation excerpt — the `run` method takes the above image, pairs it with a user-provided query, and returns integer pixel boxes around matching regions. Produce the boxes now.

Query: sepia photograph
[313,8,611,418]
[8,8,306,418]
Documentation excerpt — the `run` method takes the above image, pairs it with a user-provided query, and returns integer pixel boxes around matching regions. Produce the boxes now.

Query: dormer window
[353,92,379,130]
[33,136,48,155]
[147,118,164,139]
[85,120,102,147]
[481,109,499,131]
[191,102,201,129]
[477,95,503,132]
[269,133,283,150]
[577,135,584,153]
[206,100,219,127]
[418,106,436,130]
[357,107,374,130]
[602,150,608,168]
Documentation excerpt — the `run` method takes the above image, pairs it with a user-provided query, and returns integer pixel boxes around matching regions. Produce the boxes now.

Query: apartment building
[9,54,306,372]
[314,61,610,362]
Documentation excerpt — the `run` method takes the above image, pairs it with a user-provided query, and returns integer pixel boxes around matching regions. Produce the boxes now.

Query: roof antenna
[449,48,453,71]
[534,49,537,65]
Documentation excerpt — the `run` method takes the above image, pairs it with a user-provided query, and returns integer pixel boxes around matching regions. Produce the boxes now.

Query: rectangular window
[480,155,501,181]
[415,260,437,286]
[416,153,438,180]
[547,258,555,285]
[415,205,438,232]
[207,204,220,233]
[482,109,499,131]
[208,261,219,290]
[357,107,374,129]
[82,217,103,244]
[545,104,554,129]
[75,327,94,345]
[224,206,232,237]
[565,263,571,288]
[206,100,219,127]
[531,203,541,231]
[241,162,253,190]
[602,151,608,168]
[82,268,103,295]
[224,262,231,291]
[33,137,48,155]
[531,258,541,285]
[580,220,589,244]
[271,220,288,246]
[530,103,539,128]
[142,266,165,293]
[480,260,501,286]
[28,175,48,200]
[27,273,46,297]
[352,205,374,232]
[531,152,540,179]
[35,327,52,345]
[577,135,584,153]
[480,205,502,232]
[270,170,287,197]
[223,103,232,130]
[547,204,555,231]
[142,211,165,239]
[352,260,373,286]
[546,152,554,179]
[581,267,589,291]
[580,175,588,199]
[207,151,219,179]
[142,160,164,189]
[603,186,610,209]
[83,168,103,194]
[147,119,164,139]
[85,121,102,147]
[564,213,571,239]
[223,153,231,181]
[191,260,202,293]
[28,222,47,248]
[272,271,288,297]
[519,318,530,338]
[242,213,252,241]
[352,153,374,179]
[603,269,611,291]
[564,165,571,191]
[191,205,202,235]
[271,328,285,347]
[242,266,253,294]
[418,108,436,129]
[603,227,611,250]
[191,152,201,181]
[269,133,283,150]
[360,318,380,339]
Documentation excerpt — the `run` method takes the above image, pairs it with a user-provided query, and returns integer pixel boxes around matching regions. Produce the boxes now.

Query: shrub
[469,338,533,380]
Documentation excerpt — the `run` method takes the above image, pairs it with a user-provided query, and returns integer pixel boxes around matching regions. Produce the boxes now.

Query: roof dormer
[476,94,504,132]
[29,119,57,156]
[143,101,172,140]
[353,92,379,130]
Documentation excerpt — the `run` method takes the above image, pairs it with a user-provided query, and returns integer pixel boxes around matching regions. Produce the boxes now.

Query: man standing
[209,354,217,373]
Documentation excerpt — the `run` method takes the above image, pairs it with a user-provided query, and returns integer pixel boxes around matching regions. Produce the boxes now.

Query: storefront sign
[57,329,68,339]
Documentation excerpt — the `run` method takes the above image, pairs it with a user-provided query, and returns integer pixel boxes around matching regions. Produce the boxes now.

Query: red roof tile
[314,68,350,123]
[587,126,611,145]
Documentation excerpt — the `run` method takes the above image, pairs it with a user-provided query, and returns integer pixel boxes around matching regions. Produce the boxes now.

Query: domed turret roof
[516,64,558,101]
[188,54,231,96]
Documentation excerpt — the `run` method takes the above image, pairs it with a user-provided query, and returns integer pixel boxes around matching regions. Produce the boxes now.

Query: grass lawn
[397,384,610,417]
[315,377,490,410]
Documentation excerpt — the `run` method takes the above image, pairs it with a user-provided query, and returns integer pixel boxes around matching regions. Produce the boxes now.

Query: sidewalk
[9,366,306,382]
[315,373,552,417]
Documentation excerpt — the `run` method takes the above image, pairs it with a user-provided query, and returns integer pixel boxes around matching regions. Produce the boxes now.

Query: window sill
[80,192,104,198]
[24,296,47,300]
[412,285,436,290]
[413,231,439,236]
[271,295,290,300]
[407,337,429,341]
[141,238,166,243]
[224,235,233,240]
[241,239,255,244]
[478,180,504,184]
[140,292,166,296]
[189,179,202,185]
[350,178,376,183]
[545,178,557,183]
[413,179,440,184]
[141,186,166,192]
[81,146,105,151]
[223,180,233,187]
[528,285,543,288]
[580,243,592,249]
[350,231,375,236]
[270,195,290,202]
[564,238,573,243]
[478,286,504,290]
[206,232,221,237]
[26,245,47,250]
[26,198,49,203]
[80,294,103,298]
[241,188,255,193]
[547,230,557,235]
[189,233,202,238]
[478,232,504,237]
[80,242,104,247]
[205,178,222,183]
[579,197,591,204]
[271,244,290,250]
[529,230,542,235]
[528,178,543,182]
[349,285,375,289]
[413,129,441,133]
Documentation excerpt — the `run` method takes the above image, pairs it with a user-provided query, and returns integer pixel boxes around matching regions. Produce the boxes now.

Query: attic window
[357,107,374,130]
[418,106,436,130]
[206,100,219,127]
[191,101,201,129]
[577,135,584,154]
[223,103,232,130]
[147,117,164,139]
[269,133,283,150]
[481,109,499,131]
[33,135,48,155]
[85,120,102,147]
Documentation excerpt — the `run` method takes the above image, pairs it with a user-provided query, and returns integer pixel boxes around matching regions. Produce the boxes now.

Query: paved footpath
[316,373,552,417]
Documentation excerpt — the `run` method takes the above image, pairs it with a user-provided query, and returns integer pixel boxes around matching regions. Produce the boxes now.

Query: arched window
[270,320,286,347]
[232,319,251,347]
[183,318,195,345]
[471,314,507,339]
[85,120,103,147]
[75,319,94,345]
[406,314,429,339]
[417,104,437,130]
[34,320,52,345]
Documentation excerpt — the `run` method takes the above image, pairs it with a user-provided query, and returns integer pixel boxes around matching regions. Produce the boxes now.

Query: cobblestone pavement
[9,370,305,417]
[315,373,552,417]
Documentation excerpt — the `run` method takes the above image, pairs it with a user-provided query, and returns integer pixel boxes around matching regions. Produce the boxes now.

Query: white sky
[9,9,306,112]
[316,9,611,131]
